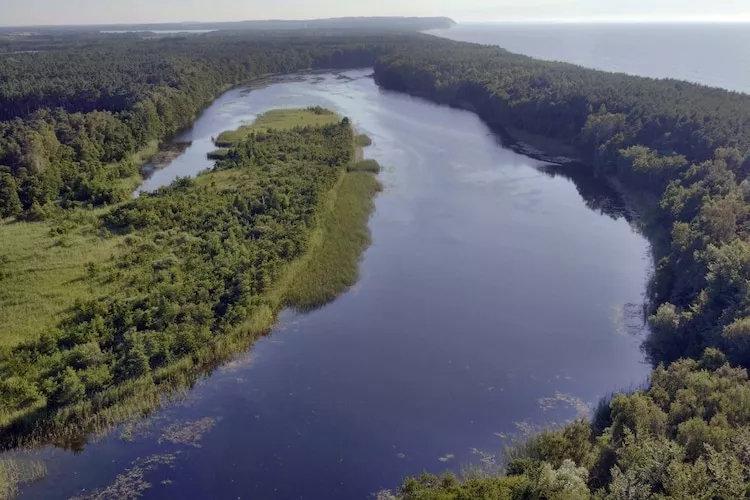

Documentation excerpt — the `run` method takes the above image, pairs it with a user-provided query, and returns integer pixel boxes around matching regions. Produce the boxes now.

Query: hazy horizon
[6,18,750,28]
[3,0,749,28]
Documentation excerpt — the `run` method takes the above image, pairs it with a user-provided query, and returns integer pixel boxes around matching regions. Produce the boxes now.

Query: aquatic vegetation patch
[119,416,161,443]
[71,453,177,500]
[158,418,218,448]
[537,392,591,419]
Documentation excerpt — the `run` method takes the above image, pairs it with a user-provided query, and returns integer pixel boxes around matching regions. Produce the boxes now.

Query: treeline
[0,119,355,444]
[0,32,425,216]
[373,40,750,497]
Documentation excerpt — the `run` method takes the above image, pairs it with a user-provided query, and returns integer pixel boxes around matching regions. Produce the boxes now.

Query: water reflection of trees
[488,126,632,223]
[537,164,633,223]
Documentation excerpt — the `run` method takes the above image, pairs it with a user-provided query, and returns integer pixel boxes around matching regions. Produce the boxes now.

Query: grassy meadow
[0,139,163,348]
[0,220,122,348]
[214,106,340,147]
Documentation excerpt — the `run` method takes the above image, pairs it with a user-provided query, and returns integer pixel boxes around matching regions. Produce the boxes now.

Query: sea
[427,22,750,94]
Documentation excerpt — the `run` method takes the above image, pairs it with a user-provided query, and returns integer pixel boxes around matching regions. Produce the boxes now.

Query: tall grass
[0,459,47,499]
[1,305,280,449]
[284,170,381,310]
[0,220,122,347]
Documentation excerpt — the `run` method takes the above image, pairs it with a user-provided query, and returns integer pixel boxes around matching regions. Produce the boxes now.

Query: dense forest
[374,39,750,498]
[0,32,427,216]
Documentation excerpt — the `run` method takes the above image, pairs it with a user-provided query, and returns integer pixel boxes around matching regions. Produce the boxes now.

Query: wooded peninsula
[1,27,750,499]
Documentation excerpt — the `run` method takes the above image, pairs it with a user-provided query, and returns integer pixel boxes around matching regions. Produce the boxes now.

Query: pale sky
[3,0,750,26]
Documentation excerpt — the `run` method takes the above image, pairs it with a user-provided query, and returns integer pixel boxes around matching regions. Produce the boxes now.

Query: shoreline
[131,69,366,195]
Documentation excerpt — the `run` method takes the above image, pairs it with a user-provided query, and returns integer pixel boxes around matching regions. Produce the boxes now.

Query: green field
[0,140,161,349]
[0,220,122,348]
[214,107,339,147]
[0,140,162,350]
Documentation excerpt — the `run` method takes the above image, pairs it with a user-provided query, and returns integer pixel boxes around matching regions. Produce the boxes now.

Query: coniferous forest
[0,32,418,216]
[1,27,750,498]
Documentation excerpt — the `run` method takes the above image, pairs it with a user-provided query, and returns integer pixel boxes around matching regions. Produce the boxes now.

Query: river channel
[17,69,651,499]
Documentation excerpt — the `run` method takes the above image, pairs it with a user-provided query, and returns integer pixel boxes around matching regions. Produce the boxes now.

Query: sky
[3,0,750,26]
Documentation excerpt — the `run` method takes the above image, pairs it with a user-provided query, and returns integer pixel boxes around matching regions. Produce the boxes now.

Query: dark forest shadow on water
[536,163,635,224]
[534,161,655,382]
[137,142,192,187]
[535,162,653,359]
[488,120,654,381]
[439,106,640,225]
[487,121,640,224]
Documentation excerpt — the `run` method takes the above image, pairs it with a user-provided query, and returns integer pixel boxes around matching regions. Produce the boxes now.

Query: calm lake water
[428,23,750,94]
[16,70,651,499]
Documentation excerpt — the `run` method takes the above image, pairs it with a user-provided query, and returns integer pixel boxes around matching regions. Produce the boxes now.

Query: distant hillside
[0,16,457,34]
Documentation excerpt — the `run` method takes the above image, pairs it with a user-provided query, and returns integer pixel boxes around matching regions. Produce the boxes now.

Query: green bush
[355,134,373,147]
[54,368,85,406]
[348,159,381,173]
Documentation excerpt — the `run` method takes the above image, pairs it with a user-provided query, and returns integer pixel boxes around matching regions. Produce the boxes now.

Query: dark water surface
[17,70,650,499]
[428,23,750,94]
